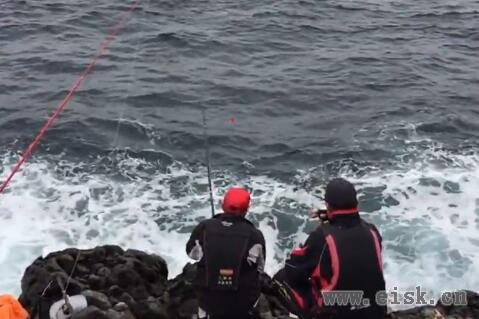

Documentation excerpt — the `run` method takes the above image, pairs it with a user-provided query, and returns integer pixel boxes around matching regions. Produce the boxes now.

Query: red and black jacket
[285,210,386,318]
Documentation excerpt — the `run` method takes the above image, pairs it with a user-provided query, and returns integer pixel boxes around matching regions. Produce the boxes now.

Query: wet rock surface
[19,246,168,319]
[19,246,479,319]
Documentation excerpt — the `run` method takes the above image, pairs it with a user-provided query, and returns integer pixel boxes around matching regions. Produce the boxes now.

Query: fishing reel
[49,295,87,319]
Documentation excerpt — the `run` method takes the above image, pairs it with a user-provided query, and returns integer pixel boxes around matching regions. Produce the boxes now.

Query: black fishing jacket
[186,214,266,317]
[285,212,386,319]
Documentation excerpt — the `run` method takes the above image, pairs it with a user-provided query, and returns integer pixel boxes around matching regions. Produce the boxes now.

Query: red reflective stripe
[311,235,341,308]
[370,229,383,271]
[311,266,324,307]
[312,266,329,290]
[318,269,328,288]
[312,266,320,287]
[328,208,358,218]
[317,292,324,308]
[291,247,307,257]
[290,288,306,310]
[323,235,340,291]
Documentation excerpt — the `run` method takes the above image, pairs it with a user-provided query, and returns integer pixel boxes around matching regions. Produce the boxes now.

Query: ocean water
[0,0,478,308]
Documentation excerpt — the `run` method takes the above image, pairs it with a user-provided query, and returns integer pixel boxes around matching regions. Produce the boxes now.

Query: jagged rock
[436,290,479,318]
[82,290,112,310]
[385,290,479,318]
[177,298,198,318]
[55,253,75,274]
[142,297,169,319]
[166,263,197,319]
[71,306,109,319]
[19,245,167,319]
[256,294,275,319]
[105,308,137,319]
[113,302,129,312]
[18,245,479,319]
[386,306,443,319]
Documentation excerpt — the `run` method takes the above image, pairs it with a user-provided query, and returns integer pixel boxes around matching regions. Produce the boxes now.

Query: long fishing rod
[202,109,215,218]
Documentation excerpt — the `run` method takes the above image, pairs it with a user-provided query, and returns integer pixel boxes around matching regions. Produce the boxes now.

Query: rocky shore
[18,246,478,319]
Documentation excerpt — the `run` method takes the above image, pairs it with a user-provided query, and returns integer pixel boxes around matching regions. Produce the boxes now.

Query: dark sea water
[0,0,478,305]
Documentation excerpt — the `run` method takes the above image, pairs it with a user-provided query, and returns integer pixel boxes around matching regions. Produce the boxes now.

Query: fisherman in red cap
[186,187,266,319]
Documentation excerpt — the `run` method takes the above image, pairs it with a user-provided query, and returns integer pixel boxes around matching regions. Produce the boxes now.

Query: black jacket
[285,213,386,318]
[186,214,266,316]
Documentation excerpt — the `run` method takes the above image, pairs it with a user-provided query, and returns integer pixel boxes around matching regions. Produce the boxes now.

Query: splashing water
[0,140,478,310]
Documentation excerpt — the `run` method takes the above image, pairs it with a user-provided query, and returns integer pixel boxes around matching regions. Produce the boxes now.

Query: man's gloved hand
[309,209,328,223]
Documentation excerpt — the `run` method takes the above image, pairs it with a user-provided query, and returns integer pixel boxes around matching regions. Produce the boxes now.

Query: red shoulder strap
[369,229,383,271]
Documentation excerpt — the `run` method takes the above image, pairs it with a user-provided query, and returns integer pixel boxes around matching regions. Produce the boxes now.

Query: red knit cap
[222,187,250,216]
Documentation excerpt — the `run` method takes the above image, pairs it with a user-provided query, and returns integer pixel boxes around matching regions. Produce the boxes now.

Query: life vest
[0,295,28,319]
[200,217,259,292]
[194,215,264,317]
[311,217,385,316]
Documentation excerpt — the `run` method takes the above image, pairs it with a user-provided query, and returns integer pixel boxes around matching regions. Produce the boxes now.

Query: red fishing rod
[0,0,141,194]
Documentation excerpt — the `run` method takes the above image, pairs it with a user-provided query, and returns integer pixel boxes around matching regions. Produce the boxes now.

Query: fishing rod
[202,108,215,218]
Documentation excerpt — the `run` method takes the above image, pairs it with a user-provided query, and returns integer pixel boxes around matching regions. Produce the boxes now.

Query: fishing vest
[311,219,385,316]
[198,217,260,293]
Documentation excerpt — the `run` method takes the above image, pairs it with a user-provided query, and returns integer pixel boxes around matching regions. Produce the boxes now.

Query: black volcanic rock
[18,246,479,319]
[20,246,168,319]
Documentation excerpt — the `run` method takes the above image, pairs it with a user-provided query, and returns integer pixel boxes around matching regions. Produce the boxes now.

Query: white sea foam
[355,158,479,307]
[0,147,478,311]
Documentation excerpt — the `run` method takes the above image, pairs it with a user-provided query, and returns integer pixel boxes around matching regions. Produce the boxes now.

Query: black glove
[310,209,329,223]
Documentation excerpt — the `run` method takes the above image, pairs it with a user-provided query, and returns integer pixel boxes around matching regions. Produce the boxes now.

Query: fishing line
[111,8,143,152]
[64,250,81,294]
[0,0,142,194]
[88,1,147,174]
[202,108,215,218]
[23,3,146,315]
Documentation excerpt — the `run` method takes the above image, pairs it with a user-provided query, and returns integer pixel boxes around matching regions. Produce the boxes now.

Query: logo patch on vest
[218,269,234,286]
[221,221,233,227]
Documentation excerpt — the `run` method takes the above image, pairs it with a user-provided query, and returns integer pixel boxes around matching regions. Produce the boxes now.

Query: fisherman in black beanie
[325,178,358,210]
[277,178,386,319]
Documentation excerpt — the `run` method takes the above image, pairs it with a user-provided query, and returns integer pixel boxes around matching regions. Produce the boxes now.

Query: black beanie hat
[325,178,358,209]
